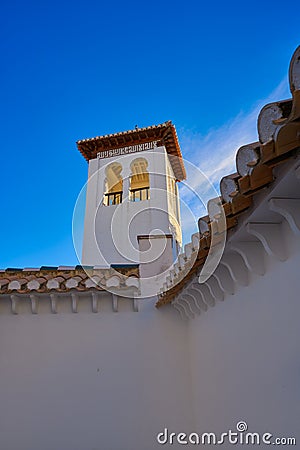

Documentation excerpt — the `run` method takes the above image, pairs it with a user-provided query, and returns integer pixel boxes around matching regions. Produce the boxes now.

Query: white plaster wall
[1,228,299,449]
[139,236,174,278]
[0,296,193,450]
[187,221,300,447]
[82,147,181,267]
[165,156,182,246]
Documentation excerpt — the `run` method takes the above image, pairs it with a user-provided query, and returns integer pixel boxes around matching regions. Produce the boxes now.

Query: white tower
[77,121,186,280]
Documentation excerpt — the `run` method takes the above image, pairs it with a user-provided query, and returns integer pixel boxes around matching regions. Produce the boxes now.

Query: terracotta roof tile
[0,267,139,295]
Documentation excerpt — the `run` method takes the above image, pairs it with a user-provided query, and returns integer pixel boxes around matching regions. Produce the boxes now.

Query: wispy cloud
[178,78,290,244]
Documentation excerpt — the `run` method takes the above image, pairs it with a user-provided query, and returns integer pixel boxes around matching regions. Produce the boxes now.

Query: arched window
[104,162,123,206]
[129,158,150,202]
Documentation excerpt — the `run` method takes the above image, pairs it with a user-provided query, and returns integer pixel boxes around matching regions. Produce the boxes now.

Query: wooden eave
[76,121,186,181]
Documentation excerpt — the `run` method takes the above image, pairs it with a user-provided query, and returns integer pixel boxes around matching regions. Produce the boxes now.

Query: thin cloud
[178,78,290,244]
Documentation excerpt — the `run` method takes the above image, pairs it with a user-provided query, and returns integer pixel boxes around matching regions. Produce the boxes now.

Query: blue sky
[0,0,299,268]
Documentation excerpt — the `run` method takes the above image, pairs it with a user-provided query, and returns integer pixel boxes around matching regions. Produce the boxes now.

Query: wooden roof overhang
[76,121,186,181]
